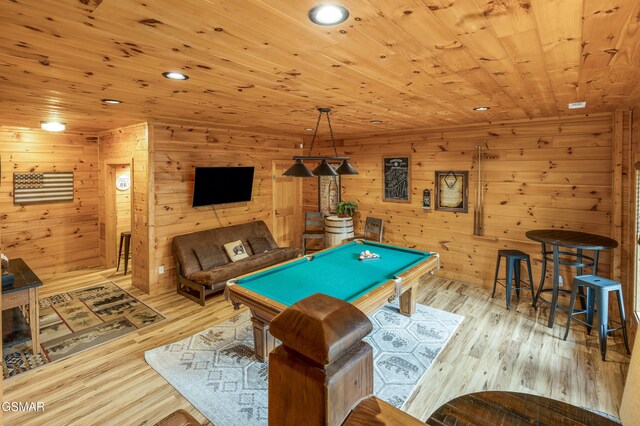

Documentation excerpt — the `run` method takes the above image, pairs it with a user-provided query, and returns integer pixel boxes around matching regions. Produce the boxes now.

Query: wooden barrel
[324,215,354,247]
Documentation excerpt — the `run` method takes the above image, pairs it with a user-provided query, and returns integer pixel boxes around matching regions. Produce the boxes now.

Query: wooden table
[427,391,620,425]
[525,230,618,328]
[3,258,43,354]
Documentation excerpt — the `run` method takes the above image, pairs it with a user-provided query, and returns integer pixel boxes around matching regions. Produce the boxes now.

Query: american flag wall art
[13,172,74,204]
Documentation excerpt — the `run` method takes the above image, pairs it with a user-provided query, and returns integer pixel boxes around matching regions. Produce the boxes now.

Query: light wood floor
[3,268,630,425]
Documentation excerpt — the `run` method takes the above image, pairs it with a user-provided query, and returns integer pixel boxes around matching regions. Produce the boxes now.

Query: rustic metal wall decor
[14,172,74,204]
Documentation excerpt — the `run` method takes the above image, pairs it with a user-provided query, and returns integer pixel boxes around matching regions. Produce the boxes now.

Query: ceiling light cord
[325,110,339,157]
[307,109,324,156]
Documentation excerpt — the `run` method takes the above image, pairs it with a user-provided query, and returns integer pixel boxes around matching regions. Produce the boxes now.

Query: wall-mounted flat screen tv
[192,167,255,207]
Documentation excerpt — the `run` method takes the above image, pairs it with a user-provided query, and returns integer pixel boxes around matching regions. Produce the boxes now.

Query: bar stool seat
[117,231,132,275]
[492,249,535,310]
[564,274,631,361]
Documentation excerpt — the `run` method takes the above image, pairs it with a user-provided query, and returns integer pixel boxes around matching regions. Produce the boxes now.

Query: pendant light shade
[336,159,358,175]
[312,159,339,176]
[284,107,358,177]
[283,159,314,177]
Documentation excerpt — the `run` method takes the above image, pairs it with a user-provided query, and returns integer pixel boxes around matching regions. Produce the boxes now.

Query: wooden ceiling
[1,0,639,135]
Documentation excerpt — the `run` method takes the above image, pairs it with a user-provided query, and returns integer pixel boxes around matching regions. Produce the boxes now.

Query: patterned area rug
[145,303,463,425]
[3,281,165,379]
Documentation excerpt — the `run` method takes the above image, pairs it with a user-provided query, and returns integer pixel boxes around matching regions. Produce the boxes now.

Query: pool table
[225,240,439,361]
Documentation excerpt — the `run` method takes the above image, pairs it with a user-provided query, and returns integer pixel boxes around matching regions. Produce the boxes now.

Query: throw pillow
[193,245,228,270]
[223,240,250,262]
[248,237,271,254]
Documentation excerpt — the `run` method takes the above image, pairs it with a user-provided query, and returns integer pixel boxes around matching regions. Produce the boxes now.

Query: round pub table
[525,230,618,328]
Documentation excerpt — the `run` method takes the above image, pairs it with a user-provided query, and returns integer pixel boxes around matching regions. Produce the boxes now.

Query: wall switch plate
[158,265,164,274]
[558,275,564,287]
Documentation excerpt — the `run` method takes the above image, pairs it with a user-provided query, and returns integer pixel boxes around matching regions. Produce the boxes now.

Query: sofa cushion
[248,237,271,254]
[224,240,250,262]
[193,245,228,270]
[187,247,299,286]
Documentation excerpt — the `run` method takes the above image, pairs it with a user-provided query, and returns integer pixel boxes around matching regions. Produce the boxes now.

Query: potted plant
[336,200,358,217]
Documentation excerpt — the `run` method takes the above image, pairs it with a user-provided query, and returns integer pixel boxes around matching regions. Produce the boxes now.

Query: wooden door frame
[272,160,302,249]
[103,158,134,269]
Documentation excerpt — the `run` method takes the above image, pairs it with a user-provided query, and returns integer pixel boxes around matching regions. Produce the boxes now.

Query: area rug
[3,281,165,379]
[145,303,463,425]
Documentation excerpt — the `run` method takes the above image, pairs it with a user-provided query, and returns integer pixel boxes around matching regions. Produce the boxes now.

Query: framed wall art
[318,163,340,215]
[434,170,468,213]
[383,156,410,203]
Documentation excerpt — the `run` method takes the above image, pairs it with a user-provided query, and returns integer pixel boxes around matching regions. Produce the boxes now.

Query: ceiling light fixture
[370,120,382,124]
[568,101,586,109]
[41,121,66,132]
[473,106,490,111]
[304,127,315,131]
[308,4,349,26]
[283,107,358,178]
[162,71,189,80]
[101,98,123,104]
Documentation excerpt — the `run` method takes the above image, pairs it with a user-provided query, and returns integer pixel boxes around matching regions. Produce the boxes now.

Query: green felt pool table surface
[233,241,434,307]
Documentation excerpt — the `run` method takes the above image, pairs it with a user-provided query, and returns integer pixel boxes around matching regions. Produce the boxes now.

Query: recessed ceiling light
[101,98,123,104]
[309,4,349,25]
[162,71,189,80]
[473,106,490,111]
[41,121,66,132]
[568,101,586,109]
[370,120,383,124]
[304,127,315,131]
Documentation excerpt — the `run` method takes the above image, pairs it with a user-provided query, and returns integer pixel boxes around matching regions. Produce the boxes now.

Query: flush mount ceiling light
[308,4,349,25]
[41,121,66,132]
[370,119,383,124]
[304,127,315,131]
[473,106,490,111]
[283,107,358,178]
[162,71,189,80]
[101,98,123,104]
[568,101,587,109]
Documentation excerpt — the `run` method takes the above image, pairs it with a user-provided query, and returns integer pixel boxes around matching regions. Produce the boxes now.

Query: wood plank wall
[337,114,615,290]
[0,127,100,278]
[97,123,152,293]
[151,123,302,293]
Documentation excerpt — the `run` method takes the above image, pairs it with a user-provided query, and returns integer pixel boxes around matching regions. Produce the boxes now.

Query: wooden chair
[302,211,325,255]
[352,217,384,243]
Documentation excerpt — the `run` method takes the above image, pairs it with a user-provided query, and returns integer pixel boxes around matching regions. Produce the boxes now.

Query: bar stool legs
[564,275,631,361]
[492,250,535,310]
[117,231,132,275]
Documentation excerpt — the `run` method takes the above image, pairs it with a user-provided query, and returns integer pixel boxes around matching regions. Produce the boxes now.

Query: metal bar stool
[564,274,631,361]
[117,231,132,275]
[492,250,535,310]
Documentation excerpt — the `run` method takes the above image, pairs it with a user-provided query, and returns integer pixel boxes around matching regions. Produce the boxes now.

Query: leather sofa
[172,220,299,305]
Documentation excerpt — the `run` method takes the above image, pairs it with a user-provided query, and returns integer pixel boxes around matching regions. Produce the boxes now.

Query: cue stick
[473,145,478,235]
[479,145,484,236]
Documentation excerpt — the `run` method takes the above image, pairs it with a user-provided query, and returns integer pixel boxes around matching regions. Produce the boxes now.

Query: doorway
[272,161,302,248]
[105,162,133,273]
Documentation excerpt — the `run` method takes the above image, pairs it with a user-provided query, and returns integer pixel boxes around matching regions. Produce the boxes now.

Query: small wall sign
[422,189,431,210]
[116,174,130,191]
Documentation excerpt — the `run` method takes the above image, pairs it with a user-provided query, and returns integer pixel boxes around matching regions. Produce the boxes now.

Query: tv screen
[192,167,255,207]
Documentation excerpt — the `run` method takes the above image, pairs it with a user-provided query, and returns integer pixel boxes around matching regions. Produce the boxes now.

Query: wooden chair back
[363,217,383,242]
[620,334,640,423]
[304,211,324,233]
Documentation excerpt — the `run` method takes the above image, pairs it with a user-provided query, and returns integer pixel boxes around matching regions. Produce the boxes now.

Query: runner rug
[145,303,463,425]
[3,281,165,379]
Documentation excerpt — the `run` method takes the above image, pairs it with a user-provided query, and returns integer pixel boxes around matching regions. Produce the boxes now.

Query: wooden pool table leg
[252,317,275,362]
[399,287,416,316]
